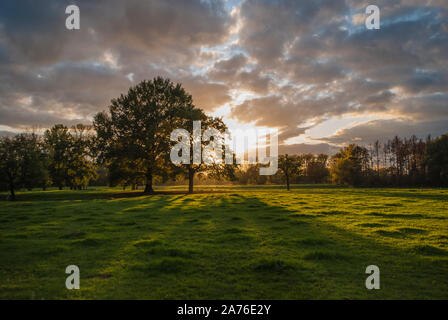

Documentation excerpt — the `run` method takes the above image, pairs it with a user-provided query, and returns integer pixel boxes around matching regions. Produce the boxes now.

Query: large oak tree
[94,77,194,193]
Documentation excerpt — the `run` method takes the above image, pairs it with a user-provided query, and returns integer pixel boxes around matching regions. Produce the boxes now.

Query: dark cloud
[320,118,448,144]
[392,93,448,120]
[0,0,232,127]
[0,103,88,129]
[238,0,349,65]
[401,70,448,94]
[182,79,231,112]
[230,0,448,143]
[0,0,447,147]
[0,130,16,137]
[208,54,271,94]
[0,0,231,67]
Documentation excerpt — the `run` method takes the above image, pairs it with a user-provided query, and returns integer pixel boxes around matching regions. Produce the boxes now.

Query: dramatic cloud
[320,118,448,144]
[0,0,232,127]
[0,0,447,149]
[229,0,448,146]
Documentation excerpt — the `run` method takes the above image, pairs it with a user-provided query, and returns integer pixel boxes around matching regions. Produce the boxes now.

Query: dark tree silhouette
[94,77,194,193]
[278,154,302,190]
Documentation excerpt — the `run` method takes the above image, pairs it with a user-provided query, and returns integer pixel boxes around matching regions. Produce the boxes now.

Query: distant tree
[90,165,109,187]
[234,164,252,185]
[44,124,72,190]
[94,77,194,193]
[278,154,302,190]
[330,156,356,186]
[426,134,448,186]
[107,157,145,189]
[306,153,329,183]
[0,136,22,200]
[66,124,97,190]
[18,133,50,191]
[0,133,53,200]
[330,144,370,186]
[234,163,268,185]
[206,160,237,189]
[301,153,314,178]
[373,140,381,175]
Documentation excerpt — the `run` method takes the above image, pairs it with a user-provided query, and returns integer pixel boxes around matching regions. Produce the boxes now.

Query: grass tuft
[297,238,331,246]
[413,245,448,256]
[251,259,296,273]
[303,251,349,261]
[72,238,104,247]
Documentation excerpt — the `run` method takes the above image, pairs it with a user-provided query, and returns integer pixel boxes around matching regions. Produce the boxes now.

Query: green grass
[0,185,447,299]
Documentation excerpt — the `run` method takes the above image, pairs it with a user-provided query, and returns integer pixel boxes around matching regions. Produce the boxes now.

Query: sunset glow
[1,0,446,154]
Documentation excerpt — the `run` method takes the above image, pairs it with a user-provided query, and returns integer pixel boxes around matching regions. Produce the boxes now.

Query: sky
[0,0,447,154]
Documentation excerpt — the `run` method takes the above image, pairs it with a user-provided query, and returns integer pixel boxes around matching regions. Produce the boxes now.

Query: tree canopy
[94,77,200,193]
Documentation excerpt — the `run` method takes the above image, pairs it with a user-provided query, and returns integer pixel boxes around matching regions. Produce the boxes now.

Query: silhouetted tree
[426,134,448,186]
[170,109,230,193]
[18,133,49,191]
[306,153,329,183]
[44,125,72,190]
[330,144,369,186]
[0,136,23,200]
[67,124,97,190]
[94,77,194,193]
[278,154,302,190]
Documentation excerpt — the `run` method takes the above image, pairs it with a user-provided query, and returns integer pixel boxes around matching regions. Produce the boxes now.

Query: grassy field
[0,185,447,299]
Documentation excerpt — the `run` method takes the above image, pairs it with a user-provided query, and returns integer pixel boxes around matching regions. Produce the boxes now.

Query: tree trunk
[144,171,154,194]
[286,174,290,191]
[188,167,194,194]
[59,185,63,190]
[9,182,16,201]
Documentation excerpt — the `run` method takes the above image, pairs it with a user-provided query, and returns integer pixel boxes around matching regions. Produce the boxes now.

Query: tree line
[232,134,448,188]
[0,77,232,200]
[329,135,448,187]
[1,77,447,200]
[0,124,97,200]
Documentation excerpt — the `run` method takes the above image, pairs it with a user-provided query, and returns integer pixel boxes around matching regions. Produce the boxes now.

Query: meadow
[0,185,447,299]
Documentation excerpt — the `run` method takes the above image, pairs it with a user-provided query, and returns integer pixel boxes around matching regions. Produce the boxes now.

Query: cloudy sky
[0,0,447,153]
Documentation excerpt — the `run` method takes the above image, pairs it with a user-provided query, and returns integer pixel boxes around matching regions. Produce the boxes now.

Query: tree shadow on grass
[349,189,448,202]
[2,191,446,299]
[94,193,448,299]
[2,189,233,202]
[0,193,190,299]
